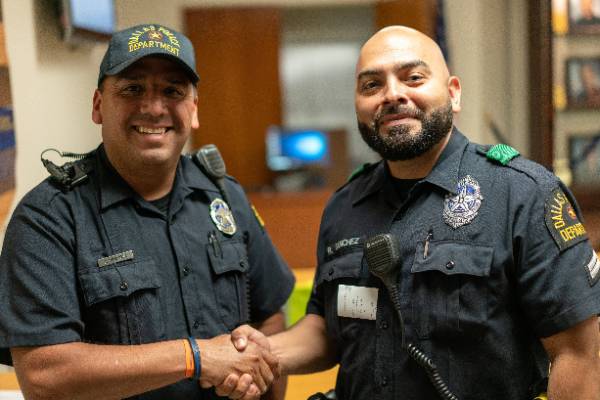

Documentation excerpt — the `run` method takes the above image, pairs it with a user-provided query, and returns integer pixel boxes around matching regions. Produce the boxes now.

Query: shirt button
[381,376,389,387]
[446,261,455,270]
[193,320,200,329]
[183,266,190,276]
[119,281,128,291]
[328,267,334,276]
[239,261,246,269]
[380,320,388,330]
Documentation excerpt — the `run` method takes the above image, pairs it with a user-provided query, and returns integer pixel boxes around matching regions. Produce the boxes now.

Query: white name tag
[337,284,378,320]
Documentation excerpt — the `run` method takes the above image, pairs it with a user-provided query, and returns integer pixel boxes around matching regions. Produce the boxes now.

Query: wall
[445,0,529,153]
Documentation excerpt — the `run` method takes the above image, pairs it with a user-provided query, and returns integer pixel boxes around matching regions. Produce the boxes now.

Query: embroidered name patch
[326,237,362,257]
[97,250,134,268]
[544,188,588,251]
[585,251,600,286]
[337,284,378,320]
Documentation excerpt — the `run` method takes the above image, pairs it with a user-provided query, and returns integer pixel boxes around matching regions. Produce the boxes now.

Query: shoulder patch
[486,144,520,165]
[347,163,373,182]
[544,188,588,251]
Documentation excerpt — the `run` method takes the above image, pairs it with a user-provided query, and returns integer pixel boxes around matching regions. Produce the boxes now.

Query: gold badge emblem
[148,31,163,40]
[210,198,236,236]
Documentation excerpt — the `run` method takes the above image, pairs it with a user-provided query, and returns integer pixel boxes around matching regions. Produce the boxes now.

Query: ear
[92,89,103,125]
[191,93,199,129]
[447,76,462,113]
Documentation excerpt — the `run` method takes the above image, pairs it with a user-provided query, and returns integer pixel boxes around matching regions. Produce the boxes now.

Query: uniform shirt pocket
[206,239,249,330]
[315,251,371,342]
[78,259,164,344]
[411,241,493,340]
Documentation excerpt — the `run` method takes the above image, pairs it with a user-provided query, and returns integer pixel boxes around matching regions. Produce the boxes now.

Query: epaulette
[347,162,375,183]
[482,143,521,166]
[477,144,558,187]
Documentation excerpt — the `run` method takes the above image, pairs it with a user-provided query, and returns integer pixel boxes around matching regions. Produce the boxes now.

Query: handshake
[198,325,279,399]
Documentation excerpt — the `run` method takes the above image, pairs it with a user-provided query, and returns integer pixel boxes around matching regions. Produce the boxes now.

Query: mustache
[374,104,424,125]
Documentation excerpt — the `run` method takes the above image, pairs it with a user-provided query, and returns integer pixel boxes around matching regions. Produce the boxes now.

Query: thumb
[231,325,251,351]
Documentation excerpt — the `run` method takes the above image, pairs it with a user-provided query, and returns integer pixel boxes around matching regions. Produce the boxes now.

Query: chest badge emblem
[210,198,237,235]
[443,175,483,229]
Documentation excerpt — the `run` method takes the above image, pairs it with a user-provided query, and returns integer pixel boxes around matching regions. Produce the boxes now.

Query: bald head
[357,26,450,80]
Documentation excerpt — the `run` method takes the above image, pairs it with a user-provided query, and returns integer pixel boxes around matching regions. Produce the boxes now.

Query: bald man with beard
[220,26,600,400]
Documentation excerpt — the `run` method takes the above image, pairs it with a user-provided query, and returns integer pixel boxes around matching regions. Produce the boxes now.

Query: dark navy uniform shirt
[307,129,600,400]
[0,146,295,399]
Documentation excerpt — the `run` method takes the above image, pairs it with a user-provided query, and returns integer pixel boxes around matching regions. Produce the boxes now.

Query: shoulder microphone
[363,233,458,400]
[192,144,230,206]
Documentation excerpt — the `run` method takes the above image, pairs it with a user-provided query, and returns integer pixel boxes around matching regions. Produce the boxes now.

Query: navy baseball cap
[98,23,200,86]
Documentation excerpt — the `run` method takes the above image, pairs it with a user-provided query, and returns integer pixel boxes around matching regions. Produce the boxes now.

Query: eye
[164,86,186,98]
[360,80,381,93]
[405,73,426,86]
[120,84,143,96]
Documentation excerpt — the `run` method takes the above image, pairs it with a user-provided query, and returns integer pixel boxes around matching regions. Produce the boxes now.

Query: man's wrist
[187,337,201,380]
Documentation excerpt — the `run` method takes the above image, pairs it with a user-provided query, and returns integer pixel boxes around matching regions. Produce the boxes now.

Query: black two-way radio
[364,233,459,400]
[192,144,230,207]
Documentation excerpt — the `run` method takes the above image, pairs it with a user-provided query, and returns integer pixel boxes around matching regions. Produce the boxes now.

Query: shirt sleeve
[0,188,83,365]
[229,184,295,323]
[515,181,600,338]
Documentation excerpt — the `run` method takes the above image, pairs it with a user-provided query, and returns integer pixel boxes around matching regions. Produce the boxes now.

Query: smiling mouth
[134,126,169,134]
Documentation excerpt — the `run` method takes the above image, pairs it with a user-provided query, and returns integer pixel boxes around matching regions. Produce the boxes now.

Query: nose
[140,93,167,117]
[383,78,409,105]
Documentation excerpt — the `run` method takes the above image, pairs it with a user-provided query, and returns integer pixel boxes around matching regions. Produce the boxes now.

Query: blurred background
[0,0,599,398]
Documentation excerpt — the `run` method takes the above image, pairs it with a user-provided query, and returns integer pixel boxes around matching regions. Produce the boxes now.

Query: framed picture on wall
[568,0,600,34]
[565,57,600,108]
[569,133,600,185]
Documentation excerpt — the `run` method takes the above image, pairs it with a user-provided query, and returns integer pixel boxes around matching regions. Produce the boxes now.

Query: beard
[358,100,453,161]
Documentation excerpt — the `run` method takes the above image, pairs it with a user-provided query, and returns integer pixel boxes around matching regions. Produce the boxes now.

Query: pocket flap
[315,251,363,287]
[79,259,161,306]
[411,241,493,277]
[207,239,248,275]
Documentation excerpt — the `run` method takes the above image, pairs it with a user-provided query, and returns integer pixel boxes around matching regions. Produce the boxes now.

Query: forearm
[254,311,287,400]
[269,314,337,375]
[542,316,600,400]
[547,352,600,400]
[12,340,186,400]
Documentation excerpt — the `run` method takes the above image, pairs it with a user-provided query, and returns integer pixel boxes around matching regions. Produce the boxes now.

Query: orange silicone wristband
[183,338,194,378]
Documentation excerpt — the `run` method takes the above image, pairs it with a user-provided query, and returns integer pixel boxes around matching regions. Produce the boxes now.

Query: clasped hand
[200,325,278,399]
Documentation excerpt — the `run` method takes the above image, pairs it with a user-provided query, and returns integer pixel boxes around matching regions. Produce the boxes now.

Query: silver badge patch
[210,198,237,235]
[443,175,483,229]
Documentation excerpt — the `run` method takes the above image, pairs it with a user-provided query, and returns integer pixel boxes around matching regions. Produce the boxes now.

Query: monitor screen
[266,127,329,171]
[60,0,115,42]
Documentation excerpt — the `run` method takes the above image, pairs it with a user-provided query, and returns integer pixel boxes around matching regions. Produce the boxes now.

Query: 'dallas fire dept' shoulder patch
[544,188,588,251]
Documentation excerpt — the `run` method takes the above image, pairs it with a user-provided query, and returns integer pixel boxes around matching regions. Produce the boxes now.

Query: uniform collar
[97,146,218,210]
[421,127,468,195]
[350,162,387,206]
[350,127,468,205]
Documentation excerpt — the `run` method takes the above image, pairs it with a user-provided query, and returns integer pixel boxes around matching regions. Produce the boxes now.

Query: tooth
[136,126,166,134]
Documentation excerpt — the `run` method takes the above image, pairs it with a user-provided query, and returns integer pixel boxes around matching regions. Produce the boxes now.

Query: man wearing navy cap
[0,24,294,399]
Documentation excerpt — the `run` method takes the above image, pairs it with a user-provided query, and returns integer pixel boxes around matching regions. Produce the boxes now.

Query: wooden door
[375,0,438,38]
[184,8,281,189]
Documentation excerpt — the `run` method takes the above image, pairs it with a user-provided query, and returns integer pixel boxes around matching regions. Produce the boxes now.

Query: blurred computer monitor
[266,126,330,172]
